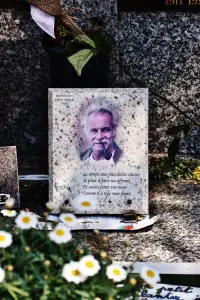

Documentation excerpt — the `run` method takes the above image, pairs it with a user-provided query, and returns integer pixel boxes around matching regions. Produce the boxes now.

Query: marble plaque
[49,88,148,214]
[0,146,20,208]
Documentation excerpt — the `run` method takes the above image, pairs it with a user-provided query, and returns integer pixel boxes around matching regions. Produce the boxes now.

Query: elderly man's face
[86,112,115,152]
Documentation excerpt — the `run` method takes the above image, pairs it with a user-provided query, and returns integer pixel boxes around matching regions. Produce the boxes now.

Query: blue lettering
[141,290,181,300]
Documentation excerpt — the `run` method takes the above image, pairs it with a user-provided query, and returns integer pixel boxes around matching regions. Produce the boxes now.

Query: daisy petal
[140,265,160,286]
[79,255,100,277]
[0,231,12,248]
[62,261,87,284]
[48,224,72,244]
[59,213,77,228]
[106,264,127,282]
[1,209,17,217]
[15,211,38,230]
[0,267,5,283]
[72,194,99,212]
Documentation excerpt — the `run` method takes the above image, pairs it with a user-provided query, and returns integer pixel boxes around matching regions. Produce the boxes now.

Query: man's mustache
[92,141,112,160]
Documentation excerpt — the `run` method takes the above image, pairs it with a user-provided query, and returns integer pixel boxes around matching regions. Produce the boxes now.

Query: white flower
[46,202,57,210]
[48,224,72,244]
[0,231,12,248]
[62,261,87,284]
[1,209,17,217]
[0,267,5,283]
[140,265,160,286]
[79,255,100,277]
[5,197,15,209]
[15,211,38,229]
[106,264,127,282]
[59,213,77,227]
[72,194,98,212]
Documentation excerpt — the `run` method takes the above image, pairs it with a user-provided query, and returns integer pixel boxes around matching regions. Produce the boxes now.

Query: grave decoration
[26,0,111,88]
[27,0,62,16]
[48,88,159,230]
[0,146,20,210]
[0,207,151,299]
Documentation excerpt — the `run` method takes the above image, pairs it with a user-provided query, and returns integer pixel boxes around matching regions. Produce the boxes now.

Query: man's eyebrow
[89,127,98,131]
[90,126,112,130]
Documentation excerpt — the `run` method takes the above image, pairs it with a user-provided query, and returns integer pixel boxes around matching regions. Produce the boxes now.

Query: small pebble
[15,19,20,25]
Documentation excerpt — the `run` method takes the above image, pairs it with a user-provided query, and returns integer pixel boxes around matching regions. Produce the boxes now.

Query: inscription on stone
[49,88,148,214]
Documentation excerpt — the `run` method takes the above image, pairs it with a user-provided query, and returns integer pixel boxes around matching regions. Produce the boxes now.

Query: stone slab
[0,9,50,172]
[0,146,20,208]
[118,12,200,154]
[49,88,148,214]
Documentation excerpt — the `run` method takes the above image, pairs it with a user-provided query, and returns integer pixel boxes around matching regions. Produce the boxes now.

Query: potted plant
[42,9,111,88]
[0,199,161,299]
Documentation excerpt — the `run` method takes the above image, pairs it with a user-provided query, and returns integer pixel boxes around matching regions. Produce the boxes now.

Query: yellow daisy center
[81,201,91,207]
[72,269,80,276]
[0,235,6,242]
[113,269,120,276]
[85,261,94,268]
[56,229,65,236]
[147,270,155,278]
[5,210,12,216]
[64,216,72,222]
[22,216,31,224]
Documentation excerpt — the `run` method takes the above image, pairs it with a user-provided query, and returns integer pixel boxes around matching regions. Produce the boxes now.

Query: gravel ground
[76,180,200,262]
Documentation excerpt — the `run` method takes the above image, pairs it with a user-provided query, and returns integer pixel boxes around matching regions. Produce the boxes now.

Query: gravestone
[0,146,20,208]
[48,88,148,215]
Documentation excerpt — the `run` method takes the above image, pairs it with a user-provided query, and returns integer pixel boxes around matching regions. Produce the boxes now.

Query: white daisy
[106,264,127,282]
[0,267,5,283]
[15,211,38,230]
[59,213,77,228]
[140,265,160,286]
[0,231,12,248]
[48,224,72,244]
[62,261,87,284]
[46,202,57,210]
[79,255,100,277]
[5,197,15,209]
[1,209,17,217]
[72,194,98,212]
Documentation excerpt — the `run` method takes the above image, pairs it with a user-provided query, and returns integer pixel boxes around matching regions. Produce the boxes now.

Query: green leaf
[74,290,90,298]
[7,289,18,300]
[67,49,95,76]
[74,34,96,49]
[9,286,29,297]
[93,284,115,294]
[166,125,183,135]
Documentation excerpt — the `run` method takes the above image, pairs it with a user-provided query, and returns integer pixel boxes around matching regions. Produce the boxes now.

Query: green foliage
[73,34,96,49]
[0,216,143,300]
[55,15,111,76]
[68,49,95,76]
[149,157,200,181]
